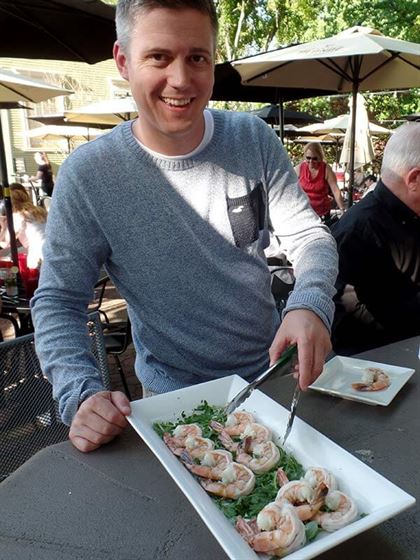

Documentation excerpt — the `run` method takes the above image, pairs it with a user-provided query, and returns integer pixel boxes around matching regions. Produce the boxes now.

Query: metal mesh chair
[0,311,110,482]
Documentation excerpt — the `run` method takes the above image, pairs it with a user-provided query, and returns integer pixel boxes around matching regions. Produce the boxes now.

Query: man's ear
[406,167,420,192]
[113,41,129,81]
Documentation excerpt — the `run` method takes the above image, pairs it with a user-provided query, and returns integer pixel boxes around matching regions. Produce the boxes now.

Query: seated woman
[294,142,346,224]
[0,183,47,269]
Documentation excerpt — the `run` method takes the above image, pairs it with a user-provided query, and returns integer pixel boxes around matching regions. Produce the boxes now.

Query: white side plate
[128,375,415,560]
[309,356,415,406]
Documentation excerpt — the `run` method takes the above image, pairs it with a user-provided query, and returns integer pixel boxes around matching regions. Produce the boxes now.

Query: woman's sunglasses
[306,156,319,161]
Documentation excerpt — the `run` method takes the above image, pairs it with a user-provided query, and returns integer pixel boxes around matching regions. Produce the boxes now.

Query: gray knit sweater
[31,110,338,425]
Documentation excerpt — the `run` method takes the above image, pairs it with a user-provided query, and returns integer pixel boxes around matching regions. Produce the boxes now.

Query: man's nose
[167,59,190,88]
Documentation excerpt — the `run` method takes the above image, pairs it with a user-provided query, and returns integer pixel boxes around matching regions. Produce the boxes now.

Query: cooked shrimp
[352,367,390,392]
[315,490,358,531]
[236,440,280,474]
[276,479,326,521]
[304,467,338,494]
[163,423,202,456]
[246,501,306,555]
[184,435,214,459]
[216,422,272,453]
[200,462,255,499]
[182,449,233,480]
[210,411,254,436]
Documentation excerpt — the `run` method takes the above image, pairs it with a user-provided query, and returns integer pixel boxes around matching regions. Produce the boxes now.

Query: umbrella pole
[0,116,19,266]
[348,66,360,208]
[278,100,284,143]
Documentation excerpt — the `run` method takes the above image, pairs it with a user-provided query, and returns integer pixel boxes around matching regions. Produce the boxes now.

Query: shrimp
[210,411,254,436]
[216,422,272,453]
[163,423,202,456]
[304,467,338,494]
[182,449,233,480]
[276,479,327,521]
[200,462,255,499]
[236,440,280,474]
[240,501,306,556]
[183,435,214,459]
[315,490,358,531]
[352,367,390,392]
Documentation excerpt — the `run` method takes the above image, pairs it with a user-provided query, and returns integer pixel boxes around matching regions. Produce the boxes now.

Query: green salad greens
[153,401,308,522]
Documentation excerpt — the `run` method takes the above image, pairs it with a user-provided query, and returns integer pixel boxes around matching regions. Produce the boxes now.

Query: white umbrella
[0,69,72,265]
[298,114,392,136]
[0,68,71,103]
[65,97,138,127]
[25,125,104,152]
[339,94,374,170]
[232,26,420,203]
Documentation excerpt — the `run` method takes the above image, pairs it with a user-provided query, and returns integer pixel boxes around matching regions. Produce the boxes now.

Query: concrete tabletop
[0,336,418,560]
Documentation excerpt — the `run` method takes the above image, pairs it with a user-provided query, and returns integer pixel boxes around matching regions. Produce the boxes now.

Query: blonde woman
[294,142,346,222]
[0,183,47,269]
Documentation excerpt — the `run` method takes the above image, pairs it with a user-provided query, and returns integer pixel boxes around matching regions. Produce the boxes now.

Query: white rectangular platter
[309,356,415,406]
[128,375,415,560]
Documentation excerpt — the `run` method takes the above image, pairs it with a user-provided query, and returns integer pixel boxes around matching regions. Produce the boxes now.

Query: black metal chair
[269,265,295,316]
[101,315,133,400]
[0,312,110,482]
[89,275,111,324]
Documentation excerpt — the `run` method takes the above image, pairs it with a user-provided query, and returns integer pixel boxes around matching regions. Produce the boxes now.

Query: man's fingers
[110,390,131,416]
[69,391,131,453]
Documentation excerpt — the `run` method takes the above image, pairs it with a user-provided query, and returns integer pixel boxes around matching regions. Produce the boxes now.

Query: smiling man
[32,0,338,452]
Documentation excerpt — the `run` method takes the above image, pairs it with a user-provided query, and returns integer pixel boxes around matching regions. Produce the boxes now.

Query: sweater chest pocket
[226,183,265,248]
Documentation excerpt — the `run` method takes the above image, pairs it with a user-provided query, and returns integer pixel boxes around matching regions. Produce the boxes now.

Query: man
[331,123,420,355]
[361,174,377,198]
[32,0,338,452]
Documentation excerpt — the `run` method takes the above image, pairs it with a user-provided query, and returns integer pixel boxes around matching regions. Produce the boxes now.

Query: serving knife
[282,379,301,446]
[224,344,297,415]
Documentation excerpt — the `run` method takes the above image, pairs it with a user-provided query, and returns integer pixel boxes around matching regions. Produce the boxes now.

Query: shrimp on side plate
[352,367,390,392]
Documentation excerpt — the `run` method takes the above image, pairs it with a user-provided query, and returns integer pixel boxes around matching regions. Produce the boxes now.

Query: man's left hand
[269,309,332,390]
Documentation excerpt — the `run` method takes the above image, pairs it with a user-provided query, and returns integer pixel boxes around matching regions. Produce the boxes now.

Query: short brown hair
[116,0,218,51]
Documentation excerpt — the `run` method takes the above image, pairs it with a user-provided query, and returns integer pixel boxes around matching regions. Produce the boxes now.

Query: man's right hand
[69,391,131,452]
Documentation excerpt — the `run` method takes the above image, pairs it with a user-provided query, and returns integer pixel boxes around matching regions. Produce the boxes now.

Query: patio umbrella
[212,61,335,139]
[339,94,374,170]
[402,113,420,121]
[0,70,71,265]
[29,114,111,130]
[25,124,104,152]
[249,104,322,126]
[0,0,116,64]
[232,26,420,204]
[65,98,138,127]
[297,114,392,136]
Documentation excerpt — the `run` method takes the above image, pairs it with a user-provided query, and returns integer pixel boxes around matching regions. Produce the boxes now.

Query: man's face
[114,8,215,155]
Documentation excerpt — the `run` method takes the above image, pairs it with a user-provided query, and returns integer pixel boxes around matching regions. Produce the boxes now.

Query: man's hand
[69,391,131,452]
[269,309,332,390]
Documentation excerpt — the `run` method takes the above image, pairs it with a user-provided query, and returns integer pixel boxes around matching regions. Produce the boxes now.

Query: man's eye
[151,53,166,62]
[191,55,207,64]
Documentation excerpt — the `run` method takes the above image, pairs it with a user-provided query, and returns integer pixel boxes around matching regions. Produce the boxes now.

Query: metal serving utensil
[282,379,301,446]
[224,344,297,415]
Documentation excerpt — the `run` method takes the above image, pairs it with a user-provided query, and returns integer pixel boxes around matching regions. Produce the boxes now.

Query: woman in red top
[294,142,345,222]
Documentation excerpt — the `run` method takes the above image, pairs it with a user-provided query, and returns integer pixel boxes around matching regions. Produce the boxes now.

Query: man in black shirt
[331,122,420,355]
